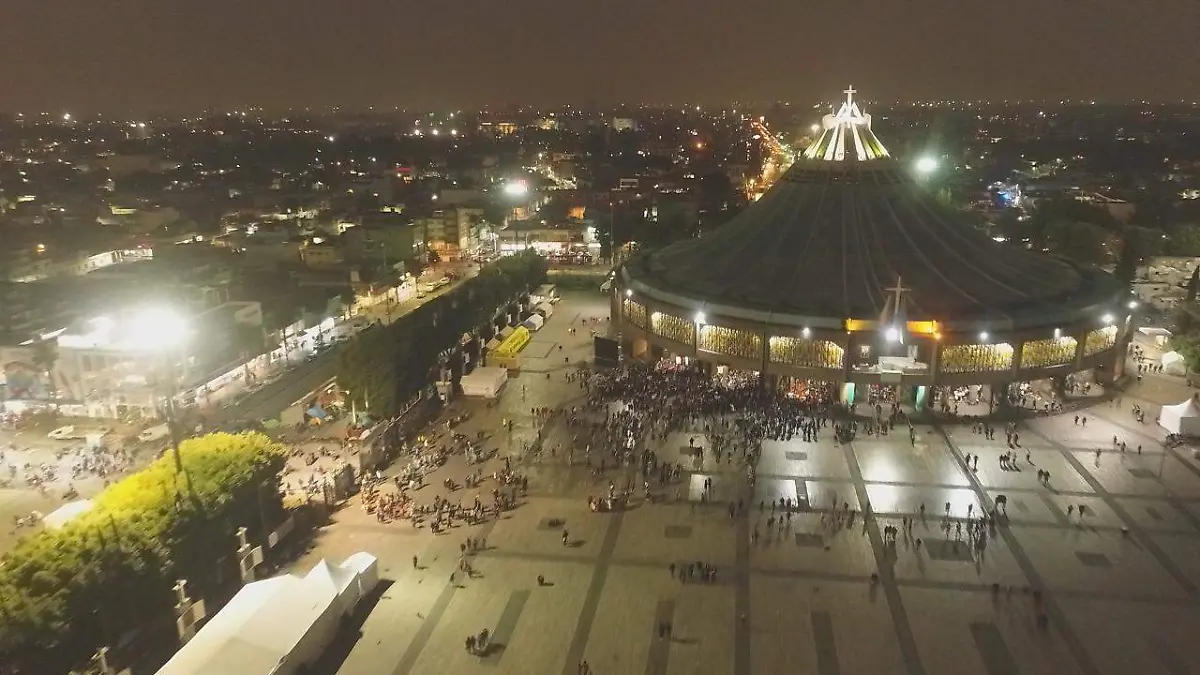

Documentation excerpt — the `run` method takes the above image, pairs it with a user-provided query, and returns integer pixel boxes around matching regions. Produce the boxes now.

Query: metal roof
[626,93,1121,323]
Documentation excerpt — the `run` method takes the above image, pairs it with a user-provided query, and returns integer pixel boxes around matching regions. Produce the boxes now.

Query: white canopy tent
[1161,351,1187,376]
[460,367,508,398]
[43,500,94,530]
[535,302,554,318]
[522,314,545,331]
[1159,397,1200,436]
[155,554,379,675]
[1139,326,1172,347]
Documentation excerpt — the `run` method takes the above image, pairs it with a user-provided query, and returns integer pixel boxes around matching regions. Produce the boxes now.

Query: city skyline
[3,0,1199,115]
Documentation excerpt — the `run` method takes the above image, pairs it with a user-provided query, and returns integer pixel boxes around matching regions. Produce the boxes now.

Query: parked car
[138,424,171,443]
[47,425,80,440]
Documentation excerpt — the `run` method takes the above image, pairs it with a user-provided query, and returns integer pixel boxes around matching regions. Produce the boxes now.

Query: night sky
[3,0,1198,115]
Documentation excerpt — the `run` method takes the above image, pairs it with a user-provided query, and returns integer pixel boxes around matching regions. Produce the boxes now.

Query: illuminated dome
[612,87,1133,401]
[622,88,1121,324]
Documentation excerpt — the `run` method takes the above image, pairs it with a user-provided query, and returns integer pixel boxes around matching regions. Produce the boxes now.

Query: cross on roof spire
[844,86,857,107]
[885,276,911,311]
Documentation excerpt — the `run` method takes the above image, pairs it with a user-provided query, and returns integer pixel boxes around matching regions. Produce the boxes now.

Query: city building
[1,301,264,418]
[497,220,582,254]
[343,212,418,266]
[613,89,1134,408]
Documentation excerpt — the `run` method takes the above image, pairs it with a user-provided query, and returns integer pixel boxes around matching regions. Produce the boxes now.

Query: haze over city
[5,4,1200,675]
[4,0,1200,114]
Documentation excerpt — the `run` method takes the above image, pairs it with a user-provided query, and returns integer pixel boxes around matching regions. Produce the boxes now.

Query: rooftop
[624,89,1125,324]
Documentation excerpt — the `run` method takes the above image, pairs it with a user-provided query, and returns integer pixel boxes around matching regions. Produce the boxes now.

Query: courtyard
[292,291,1200,675]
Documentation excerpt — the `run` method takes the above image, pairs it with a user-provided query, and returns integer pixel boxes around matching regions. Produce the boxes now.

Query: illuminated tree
[0,432,287,674]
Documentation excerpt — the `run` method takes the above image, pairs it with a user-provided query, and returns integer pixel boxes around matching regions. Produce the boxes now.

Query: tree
[336,252,548,417]
[0,432,287,674]
[1170,331,1200,373]
[1168,224,1200,258]
[1113,230,1138,288]
[1041,220,1113,266]
[30,339,58,404]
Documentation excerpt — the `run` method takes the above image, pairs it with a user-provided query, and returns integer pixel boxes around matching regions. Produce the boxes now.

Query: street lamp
[133,308,191,475]
[915,156,938,175]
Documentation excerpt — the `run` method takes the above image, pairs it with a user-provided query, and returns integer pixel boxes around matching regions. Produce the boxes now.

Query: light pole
[132,308,190,479]
[608,200,616,267]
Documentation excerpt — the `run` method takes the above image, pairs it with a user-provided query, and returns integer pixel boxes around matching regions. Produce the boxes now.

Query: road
[211,261,480,426]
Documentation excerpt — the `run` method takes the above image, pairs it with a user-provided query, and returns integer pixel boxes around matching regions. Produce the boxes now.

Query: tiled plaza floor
[302,300,1200,675]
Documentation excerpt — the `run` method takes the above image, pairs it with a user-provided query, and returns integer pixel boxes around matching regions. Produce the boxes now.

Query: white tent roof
[342,551,377,575]
[156,555,374,675]
[1160,397,1200,435]
[1164,398,1200,417]
[43,499,94,530]
[1162,351,1184,365]
[461,367,507,387]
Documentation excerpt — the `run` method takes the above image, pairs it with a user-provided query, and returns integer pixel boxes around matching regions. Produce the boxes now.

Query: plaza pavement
[290,293,1200,675]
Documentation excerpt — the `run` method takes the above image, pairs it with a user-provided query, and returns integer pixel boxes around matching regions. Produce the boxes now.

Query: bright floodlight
[1127,300,1138,309]
[625,289,633,297]
[885,326,901,342]
[979,331,990,342]
[1101,313,1114,324]
[128,308,189,351]
[503,181,529,197]
[695,312,706,324]
[915,156,938,174]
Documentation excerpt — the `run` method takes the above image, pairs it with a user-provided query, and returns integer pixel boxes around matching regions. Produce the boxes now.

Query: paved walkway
[298,297,1200,675]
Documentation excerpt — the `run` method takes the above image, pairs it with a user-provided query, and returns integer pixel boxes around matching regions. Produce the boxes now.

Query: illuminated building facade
[612,89,1134,406]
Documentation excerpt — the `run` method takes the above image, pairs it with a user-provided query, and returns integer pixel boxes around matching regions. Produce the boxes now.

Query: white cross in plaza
[844,86,857,107]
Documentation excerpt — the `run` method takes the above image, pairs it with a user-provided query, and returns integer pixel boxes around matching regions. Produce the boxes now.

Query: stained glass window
[623,299,648,328]
[651,311,694,346]
[1084,327,1117,356]
[940,344,1014,373]
[768,337,845,369]
[1020,337,1077,369]
[699,325,763,360]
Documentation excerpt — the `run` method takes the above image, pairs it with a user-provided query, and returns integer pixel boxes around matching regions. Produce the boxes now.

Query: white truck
[138,424,171,443]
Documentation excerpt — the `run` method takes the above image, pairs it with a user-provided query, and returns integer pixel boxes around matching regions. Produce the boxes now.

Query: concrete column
[929,339,942,385]
[1071,329,1087,370]
[760,329,770,381]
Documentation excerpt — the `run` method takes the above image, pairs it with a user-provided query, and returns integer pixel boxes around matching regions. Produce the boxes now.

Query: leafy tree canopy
[338,251,548,416]
[0,432,287,674]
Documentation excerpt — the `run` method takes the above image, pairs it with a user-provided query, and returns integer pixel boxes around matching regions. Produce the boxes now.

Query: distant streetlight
[503,181,529,197]
[915,156,938,174]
